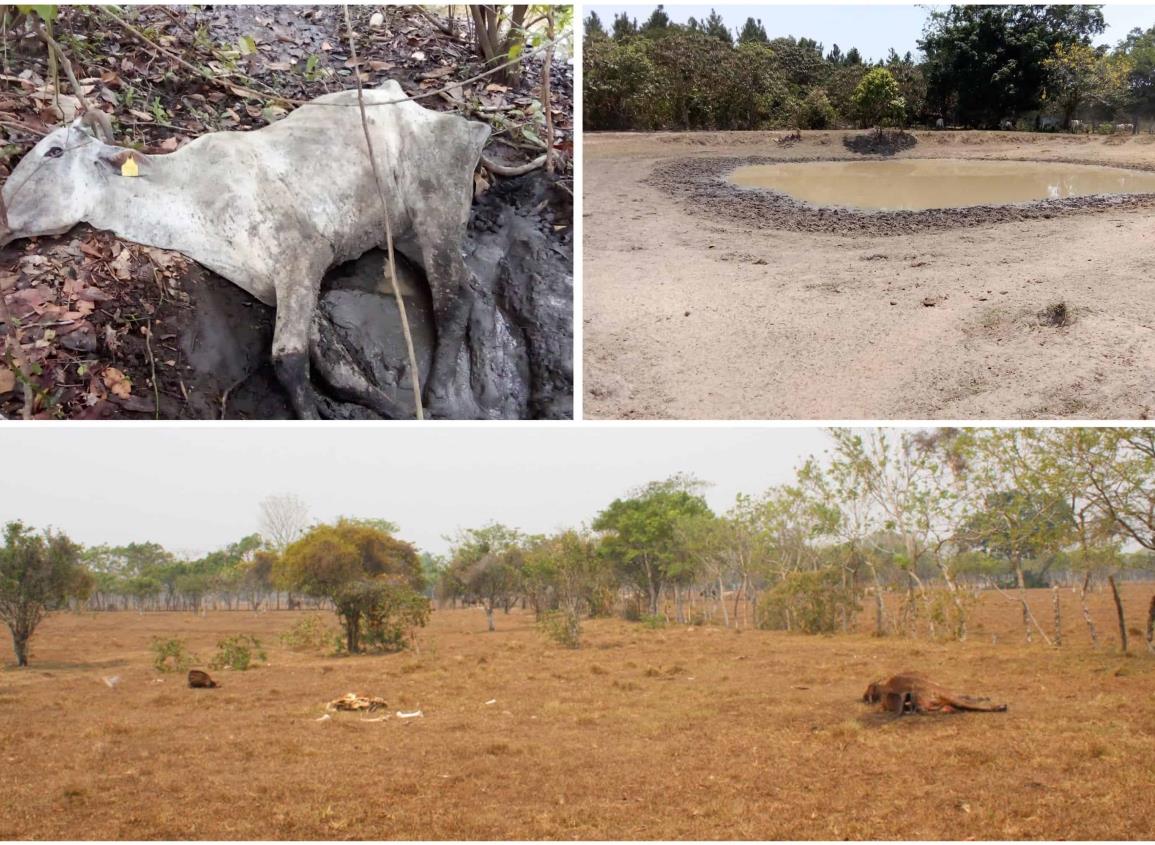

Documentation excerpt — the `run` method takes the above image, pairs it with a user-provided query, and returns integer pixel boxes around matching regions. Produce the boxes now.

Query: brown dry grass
[2,583,1153,839]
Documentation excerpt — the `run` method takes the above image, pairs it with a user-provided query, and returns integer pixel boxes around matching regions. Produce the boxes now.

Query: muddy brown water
[729,159,1155,211]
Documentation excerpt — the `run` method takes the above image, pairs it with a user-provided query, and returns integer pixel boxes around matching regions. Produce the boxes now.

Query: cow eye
[45,146,64,159]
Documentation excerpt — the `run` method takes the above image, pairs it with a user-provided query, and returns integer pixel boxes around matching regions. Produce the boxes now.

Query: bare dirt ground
[2,582,1153,839]
[584,130,1155,420]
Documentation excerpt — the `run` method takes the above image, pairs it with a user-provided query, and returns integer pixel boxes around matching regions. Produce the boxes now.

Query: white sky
[0,426,845,558]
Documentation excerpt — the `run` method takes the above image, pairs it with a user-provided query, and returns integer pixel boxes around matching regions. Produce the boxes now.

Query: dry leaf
[0,368,15,394]
[102,367,132,399]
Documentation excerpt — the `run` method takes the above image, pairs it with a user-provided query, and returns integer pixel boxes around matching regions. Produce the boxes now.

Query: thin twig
[344,5,422,420]
[144,320,159,420]
[33,15,92,113]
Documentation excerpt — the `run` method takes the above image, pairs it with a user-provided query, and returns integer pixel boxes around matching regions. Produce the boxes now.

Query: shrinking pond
[728,159,1155,211]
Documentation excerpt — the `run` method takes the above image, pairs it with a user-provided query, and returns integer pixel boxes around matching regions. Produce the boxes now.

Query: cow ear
[98,149,146,177]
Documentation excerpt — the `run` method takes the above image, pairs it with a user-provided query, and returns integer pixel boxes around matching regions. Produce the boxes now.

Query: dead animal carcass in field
[0,81,490,419]
[327,692,388,712]
[863,672,1007,715]
[188,669,220,689]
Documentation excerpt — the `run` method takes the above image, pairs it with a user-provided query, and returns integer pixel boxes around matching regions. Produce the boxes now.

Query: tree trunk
[1146,594,1155,655]
[1052,585,1062,647]
[1080,572,1098,647]
[717,576,729,628]
[674,584,685,625]
[1015,558,1031,644]
[485,604,495,632]
[1108,575,1128,654]
[11,631,28,667]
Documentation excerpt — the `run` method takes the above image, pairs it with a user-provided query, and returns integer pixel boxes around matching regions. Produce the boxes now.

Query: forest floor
[0,5,573,419]
[2,582,1153,839]
[584,129,1155,420]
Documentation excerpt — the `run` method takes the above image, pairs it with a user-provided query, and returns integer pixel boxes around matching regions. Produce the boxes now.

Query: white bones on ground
[0,81,490,418]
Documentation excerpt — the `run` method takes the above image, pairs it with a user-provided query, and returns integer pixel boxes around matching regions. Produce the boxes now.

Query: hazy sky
[588,4,1155,64]
[0,426,855,558]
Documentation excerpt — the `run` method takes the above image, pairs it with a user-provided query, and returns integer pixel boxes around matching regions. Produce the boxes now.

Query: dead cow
[863,672,1007,715]
[0,81,491,419]
[188,669,219,689]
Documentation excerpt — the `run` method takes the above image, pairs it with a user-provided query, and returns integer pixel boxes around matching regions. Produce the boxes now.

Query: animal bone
[863,672,1007,715]
[0,81,491,419]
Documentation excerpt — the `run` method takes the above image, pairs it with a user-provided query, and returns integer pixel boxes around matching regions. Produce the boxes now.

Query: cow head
[862,681,881,703]
[1,112,133,247]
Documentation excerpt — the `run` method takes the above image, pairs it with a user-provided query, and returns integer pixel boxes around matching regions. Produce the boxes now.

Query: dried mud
[648,153,1155,237]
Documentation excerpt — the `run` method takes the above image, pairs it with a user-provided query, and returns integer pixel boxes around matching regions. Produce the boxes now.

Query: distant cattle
[935,118,945,130]
[1070,119,1081,133]
[1000,119,1014,130]
[1117,123,1136,135]
[1039,116,1062,130]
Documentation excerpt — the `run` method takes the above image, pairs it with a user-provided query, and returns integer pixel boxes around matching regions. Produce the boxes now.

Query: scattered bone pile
[327,693,388,712]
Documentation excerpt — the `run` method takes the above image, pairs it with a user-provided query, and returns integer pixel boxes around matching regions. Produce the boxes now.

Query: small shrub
[756,568,861,634]
[150,637,194,673]
[209,634,267,671]
[279,616,334,651]
[539,609,581,648]
[796,88,837,129]
[640,613,667,630]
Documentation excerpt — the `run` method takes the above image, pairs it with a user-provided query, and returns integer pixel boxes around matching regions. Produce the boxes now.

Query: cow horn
[79,110,115,144]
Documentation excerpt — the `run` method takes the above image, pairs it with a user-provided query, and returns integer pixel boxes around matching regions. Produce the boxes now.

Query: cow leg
[271,281,323,419]
[416,242,476,419]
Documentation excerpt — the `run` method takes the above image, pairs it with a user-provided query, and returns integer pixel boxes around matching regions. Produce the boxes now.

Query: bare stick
[542,7,555,176]
[1080,571,1098,647]
[144,320,159,420]
[344,5,423,420]
[33,16,91,112]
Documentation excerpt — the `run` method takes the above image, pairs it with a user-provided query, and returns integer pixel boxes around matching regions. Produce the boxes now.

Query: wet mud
[169,171,572,420]
[647,155,1155,236]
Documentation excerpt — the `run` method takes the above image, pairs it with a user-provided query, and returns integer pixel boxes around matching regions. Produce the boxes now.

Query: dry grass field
[2,583,1154,839]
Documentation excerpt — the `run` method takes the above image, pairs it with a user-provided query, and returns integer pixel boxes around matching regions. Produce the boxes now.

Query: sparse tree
[0,521,88,667]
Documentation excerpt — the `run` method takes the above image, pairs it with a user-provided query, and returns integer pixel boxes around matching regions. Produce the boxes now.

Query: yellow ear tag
[121,156,139,178]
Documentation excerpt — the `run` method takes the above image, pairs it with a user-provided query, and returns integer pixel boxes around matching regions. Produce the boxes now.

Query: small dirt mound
[843,131,919,156]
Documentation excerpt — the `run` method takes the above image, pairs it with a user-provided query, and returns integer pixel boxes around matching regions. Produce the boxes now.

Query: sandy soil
[584,130,1155,420]
[1,583,1153,839]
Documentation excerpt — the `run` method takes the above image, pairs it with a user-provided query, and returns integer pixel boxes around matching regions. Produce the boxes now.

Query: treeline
[584,4,1155,131]
[432,429,1155,650]
[5,430,1155,666]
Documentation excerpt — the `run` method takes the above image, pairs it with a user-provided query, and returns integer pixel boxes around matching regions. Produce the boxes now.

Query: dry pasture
[1,583,1154,839]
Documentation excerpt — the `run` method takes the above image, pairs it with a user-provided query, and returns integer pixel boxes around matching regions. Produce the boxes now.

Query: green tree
[0,522,88,667]
[852,66,906,132]
[1043,42,1133,125]
[738,17,768,45]
[1115,25,1155,121]
[593,475,712,617]
[448,523,524,631]
[703,8,732,45]
[276,520,424,653]
[584,10,607,40]
[612,12,638,40]
[920,4,1106,127]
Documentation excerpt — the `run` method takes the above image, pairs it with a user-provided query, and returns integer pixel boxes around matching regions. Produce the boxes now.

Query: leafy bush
[151,636,194,673]
[757,568,861,634]
[640,613,667,630]
[539,609,581,649]
[279,616,335,651]
[796,88,838,129]
[332,579,431,654]
[209,634,267,671]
